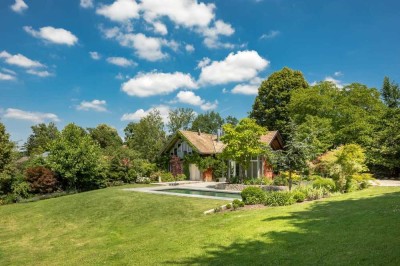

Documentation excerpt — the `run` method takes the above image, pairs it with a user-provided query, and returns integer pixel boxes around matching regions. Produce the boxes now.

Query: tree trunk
[288,170,293,191]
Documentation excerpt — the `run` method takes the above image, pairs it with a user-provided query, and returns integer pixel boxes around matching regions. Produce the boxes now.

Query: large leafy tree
[382,76,400,108]
[24,122,59,155]
[250,67,308,137]
[47,123,105,191]
[225,115,239,126]
[221,118,266,180]
[87,124,122,150]
[0,123,16,195]
[124,109,166,162]
[191,111,224,134]
[167,108,196,133]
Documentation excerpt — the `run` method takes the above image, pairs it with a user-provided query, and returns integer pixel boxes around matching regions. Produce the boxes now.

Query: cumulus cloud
[176,91,217,111]
[200,20,235,49]
[231,77,262,95]
[185,44,195,53]
[3,108,59,123]
[260,30,280,40]
[122,72,197,97]
[106,56,136,67]
[0,72,16,81]
[10,0,28,13]
[324,76,344,89]
[26,69,52,77]
[23,26,78,46]
[152,21,168,35]
[0,50,44,68]
[77,99,108,112]
[198,50,269,85]
[96,0,140,22]
[121,105,170,123]
[89,51,101,60]
[80,0,94,8]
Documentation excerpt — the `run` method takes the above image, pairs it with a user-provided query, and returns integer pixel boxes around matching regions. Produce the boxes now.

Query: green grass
[0,185,399,265]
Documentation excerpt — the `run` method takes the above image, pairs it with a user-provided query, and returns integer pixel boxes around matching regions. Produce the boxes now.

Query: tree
[124,109,166,162]
[167,108,196,133]
[24,123,59,155]
[250,67,308,137]
[87,124,122,150]
[191,111,224,134]
[47,123,105,191]
[382,76,400,108]
[221,118,266,180]
[225,116,239,126]
[0,123,16,195]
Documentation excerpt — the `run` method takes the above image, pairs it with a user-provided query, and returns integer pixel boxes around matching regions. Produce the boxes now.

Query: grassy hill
[0,185,399,265]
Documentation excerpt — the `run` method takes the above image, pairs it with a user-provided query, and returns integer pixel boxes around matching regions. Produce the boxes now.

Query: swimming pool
[157,188,242,199]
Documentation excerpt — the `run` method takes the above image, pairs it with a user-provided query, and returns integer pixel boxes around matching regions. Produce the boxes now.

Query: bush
[272,175,288,186]
[241,187,266,205]
[136,176,151,184]
[12,181,30,201]
[25,166,59,194]
[312,177,336,192]
[345,180,359,193]
[292,191,306,202]
[176,174,187,181]
[160,171,175,182]
[232,199,244,210]
[226,203,232,209]
[264,191,295,206]
[244,177,273,185]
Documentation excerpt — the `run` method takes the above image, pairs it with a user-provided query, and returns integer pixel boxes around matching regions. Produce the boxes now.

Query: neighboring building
[159,130,284,181]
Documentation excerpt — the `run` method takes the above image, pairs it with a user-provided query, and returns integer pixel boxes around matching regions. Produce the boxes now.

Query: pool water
[158,188,242,199]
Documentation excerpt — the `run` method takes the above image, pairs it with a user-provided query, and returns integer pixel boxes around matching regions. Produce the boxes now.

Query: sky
[1,0,399,145]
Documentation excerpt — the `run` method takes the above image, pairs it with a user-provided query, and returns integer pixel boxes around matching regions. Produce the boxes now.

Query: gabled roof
[160,130,284,156]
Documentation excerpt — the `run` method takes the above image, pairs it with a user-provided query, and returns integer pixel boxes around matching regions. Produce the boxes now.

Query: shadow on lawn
[166,191,400,266]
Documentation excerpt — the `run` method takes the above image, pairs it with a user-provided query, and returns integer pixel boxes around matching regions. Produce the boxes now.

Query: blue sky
[1,0,399,145]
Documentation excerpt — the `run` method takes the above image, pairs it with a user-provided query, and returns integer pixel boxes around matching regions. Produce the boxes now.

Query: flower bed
[215,183,287,192]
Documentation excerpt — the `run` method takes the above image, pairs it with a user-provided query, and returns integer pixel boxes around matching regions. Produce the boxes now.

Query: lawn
[0,185,399,265]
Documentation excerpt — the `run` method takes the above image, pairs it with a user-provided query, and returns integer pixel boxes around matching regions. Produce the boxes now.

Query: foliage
[47,123,106,191]
[159,171,175,182]
[167,108,196,133]
[176,174,187,181]
[225,116,239,126]
[264,191,295,206]
[244,177,273,186]
[312,177,336,192]
[170,155,183,177]
[25,166,59,194]
[315,144,368,192]
[221,118,267,179]
[124,109,166,162]
[226,203,232,209]
[191,111,224,134]
[250,67,308,137]
[24,122,59,156]
[241,186,266,205]
[0,123,17,196]
[272,175,288,186]
[87,124,122,150]
[108,147,140,183]
[295,186,328,201]
[291,191,306,202]
[232,199,245,210]
[382,76,400,108]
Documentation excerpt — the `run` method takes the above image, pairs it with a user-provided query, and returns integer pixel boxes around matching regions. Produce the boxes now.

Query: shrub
[272,175,288,186]
[160,171,175,182]
[136,176,151,184]
[312,177,336,192]
[244,177,273,185]
[264,191,295,206]
[345,180,359,193]
[292,191,306,202]
[176,174,187,181]
[25,166,59,194]
[214,206,222,213]
[232,199,244,210]
[241,187,266,205]
[12,181,30,201]
[226,203,232,209]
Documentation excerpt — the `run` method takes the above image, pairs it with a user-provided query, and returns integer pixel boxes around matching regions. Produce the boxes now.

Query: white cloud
[2,68,16,75]
[0,72,16,81]
[106,56,136,67]
[260,30,280,40]
[23,26,78,46]
[201,20,235,49]
[198,50,269,85]
[122,72,197,97]
[89,51,101,60]
[185,44,195,53]
[96,0,140,22]
[231,77,262,95]
[0,50,44,68]
[115,73,129,80]
[152,21,168,35]
[3,108,59,123]
[26,69,52,77]
[334,71,343,77]
[176,91,217,111]
[80,0,94,8]
[121,105,170,123]
[77,99,108,112]
[197,57,211,68]
[140,0,216,28]
[10,0,28,13]
[324,76,344,89]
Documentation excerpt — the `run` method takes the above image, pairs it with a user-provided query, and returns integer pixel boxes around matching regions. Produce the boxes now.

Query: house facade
[159,130,284,182]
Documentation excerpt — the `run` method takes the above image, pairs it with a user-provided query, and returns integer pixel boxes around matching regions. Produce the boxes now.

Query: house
[159,130,284,182]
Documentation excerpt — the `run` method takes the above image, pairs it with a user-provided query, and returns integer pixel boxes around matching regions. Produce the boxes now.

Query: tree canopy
[87,124,122,150]
[24,123,59,156]
[167,108,196,134]
[191,111,224,134]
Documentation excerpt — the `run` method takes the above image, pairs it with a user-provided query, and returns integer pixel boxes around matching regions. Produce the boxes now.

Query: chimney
[198,129,201,135]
